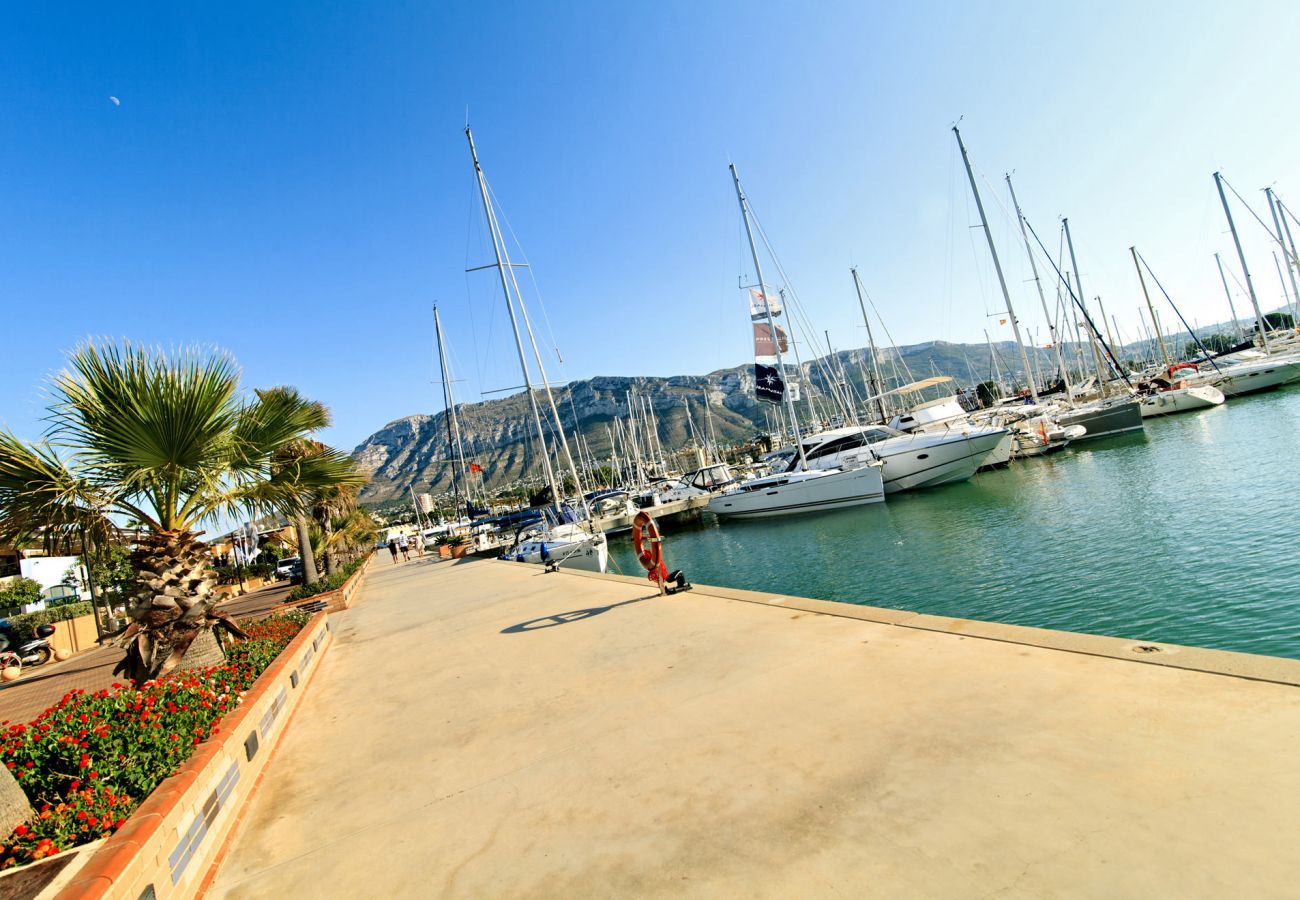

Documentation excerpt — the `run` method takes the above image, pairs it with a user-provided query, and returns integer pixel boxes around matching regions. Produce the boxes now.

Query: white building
[417,493,436,514]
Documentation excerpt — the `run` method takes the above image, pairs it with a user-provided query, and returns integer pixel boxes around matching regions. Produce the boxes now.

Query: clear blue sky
[3,1,1298,452]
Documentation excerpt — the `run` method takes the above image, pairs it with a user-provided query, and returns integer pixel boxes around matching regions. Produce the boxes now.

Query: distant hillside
[352,339,1071,504]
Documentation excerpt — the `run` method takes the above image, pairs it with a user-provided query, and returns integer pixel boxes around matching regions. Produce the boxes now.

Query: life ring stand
[631,511,691,595]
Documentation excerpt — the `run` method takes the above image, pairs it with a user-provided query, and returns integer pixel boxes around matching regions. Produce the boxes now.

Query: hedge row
[285,556,367,601]
[4,602,96,641]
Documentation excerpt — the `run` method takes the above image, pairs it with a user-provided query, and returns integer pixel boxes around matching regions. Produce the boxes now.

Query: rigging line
[1135,251,1222,374]
[483,176,569,377]
[463,168,488,395]
[1022,216,1131,385]
[745,207,852,419]
[1222,175,1300,269]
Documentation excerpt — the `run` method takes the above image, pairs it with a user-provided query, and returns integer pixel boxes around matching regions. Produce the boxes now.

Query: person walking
[387,537,400,564]
[397,531,410,561]
[411,531,424,557]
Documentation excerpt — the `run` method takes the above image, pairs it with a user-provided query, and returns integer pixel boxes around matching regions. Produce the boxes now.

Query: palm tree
[0,343,363,681]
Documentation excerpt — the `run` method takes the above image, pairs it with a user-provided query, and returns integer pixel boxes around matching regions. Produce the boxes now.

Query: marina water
[611,384,1300,659]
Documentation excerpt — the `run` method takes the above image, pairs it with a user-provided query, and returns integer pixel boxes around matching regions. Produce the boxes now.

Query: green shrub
[0,578,42,610]
[5,602,95,640]
[286,555,367,601]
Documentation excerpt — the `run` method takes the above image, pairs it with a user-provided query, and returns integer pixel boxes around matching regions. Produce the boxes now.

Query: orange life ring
[631,511,668,584]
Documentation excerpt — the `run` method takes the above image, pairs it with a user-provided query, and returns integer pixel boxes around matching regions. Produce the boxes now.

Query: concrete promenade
[209,556,1300,898]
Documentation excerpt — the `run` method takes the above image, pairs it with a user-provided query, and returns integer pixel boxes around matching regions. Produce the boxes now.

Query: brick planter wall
[35,612,336,899]
[276,553,373,616]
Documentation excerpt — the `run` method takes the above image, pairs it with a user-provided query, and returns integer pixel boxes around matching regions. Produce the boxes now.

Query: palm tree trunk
[295,514,320,584]
[321,515,337,577]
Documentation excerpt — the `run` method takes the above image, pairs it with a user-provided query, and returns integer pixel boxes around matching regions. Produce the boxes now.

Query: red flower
[13,825,27,837]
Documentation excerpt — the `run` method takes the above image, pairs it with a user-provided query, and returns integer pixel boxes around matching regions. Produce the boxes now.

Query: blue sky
[2,1,1298,452]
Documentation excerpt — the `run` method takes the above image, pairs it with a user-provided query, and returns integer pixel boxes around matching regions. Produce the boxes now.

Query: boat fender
[631,511,669,585]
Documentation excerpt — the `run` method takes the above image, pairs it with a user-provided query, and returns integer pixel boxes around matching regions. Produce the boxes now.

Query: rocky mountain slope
[352,339,1071,505]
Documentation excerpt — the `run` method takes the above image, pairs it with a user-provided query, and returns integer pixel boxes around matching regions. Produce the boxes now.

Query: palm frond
[0,430,120,551]
[47,342,243,528]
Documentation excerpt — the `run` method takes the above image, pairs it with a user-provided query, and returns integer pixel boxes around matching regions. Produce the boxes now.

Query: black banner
[755,363,785,404]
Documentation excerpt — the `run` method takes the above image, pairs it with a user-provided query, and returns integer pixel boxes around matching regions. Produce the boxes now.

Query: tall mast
[1062,218,1108,388]
[1214,253,1245,340]
[850,267,889,421]
[703,392,720,462]
[434,304,471,518]
[1214,171,1270,352]
[1273,252,1293,323]
[952,127,1039,402]
[1130,247,1170,370]
[605,424,621,487]
[465,126,563,516]
[1278,198,1300,323]
[730,164,809,470]
[497,232,591,518]
[777,288,820,428]
[1006,174,1071,397]
[1266,189,1300,325]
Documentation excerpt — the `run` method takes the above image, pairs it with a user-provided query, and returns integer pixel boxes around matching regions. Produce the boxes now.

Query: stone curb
[508,558,1300,688]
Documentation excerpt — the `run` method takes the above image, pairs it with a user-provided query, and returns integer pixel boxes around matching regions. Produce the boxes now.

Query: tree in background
[0,343,362,681]
[0,578,42,611]
[975,380,1003,408]
[1264,311,1296,331]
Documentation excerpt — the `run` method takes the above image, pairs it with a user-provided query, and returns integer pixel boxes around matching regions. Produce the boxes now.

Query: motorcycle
[0,622,56,672]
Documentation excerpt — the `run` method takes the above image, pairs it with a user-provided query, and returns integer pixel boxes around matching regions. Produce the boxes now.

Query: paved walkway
[0,582,292,724]
[207,557,1300,898]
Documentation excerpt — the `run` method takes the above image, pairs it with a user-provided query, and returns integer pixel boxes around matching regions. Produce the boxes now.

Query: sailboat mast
[1266,189,1300,325]
[850,267,889,421]
[1214,171,1270,352]
[953,127,1039,403]
[730,164,809,470]
[1062,218,1108,388]
[1278,199,1300,323]
[703,392,720,463]
[1130,247,1170,370]
[434,304,471,519]
[465,126,563,516]
[1214,252,1245,340]
[1006,175,1071,397]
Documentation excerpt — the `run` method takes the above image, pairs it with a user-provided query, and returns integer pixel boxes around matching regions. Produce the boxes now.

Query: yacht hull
[1058,398,1144,441]
[1199,358,1300,397]
[874,430,1008,493]
[977,433,1014,471]
[507,530,609,573]
[1139,385,1225,417]
[708,465,885,519]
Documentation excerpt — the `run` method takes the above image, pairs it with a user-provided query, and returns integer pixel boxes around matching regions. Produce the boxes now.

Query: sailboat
[707,165,885,519]
[465,127,608,572]
[1125,247,1226,417]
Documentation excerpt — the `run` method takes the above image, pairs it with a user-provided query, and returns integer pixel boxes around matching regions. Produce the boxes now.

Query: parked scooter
[0,620,56,671]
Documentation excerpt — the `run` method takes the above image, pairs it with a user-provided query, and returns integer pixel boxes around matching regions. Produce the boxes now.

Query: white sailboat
[465,127,608,573]
[707,165,885,519]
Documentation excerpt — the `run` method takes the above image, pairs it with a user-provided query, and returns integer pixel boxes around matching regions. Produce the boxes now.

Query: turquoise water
[610,384,1300,659]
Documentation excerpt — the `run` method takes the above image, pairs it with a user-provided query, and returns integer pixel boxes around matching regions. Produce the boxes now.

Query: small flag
[999,318,1008,325]
[752,322,790,358]
[469,462,483,474]
[748,288,783,320]
[754,363,785,403]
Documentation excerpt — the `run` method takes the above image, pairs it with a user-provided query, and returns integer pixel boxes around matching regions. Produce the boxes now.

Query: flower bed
[0,611,310,871]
